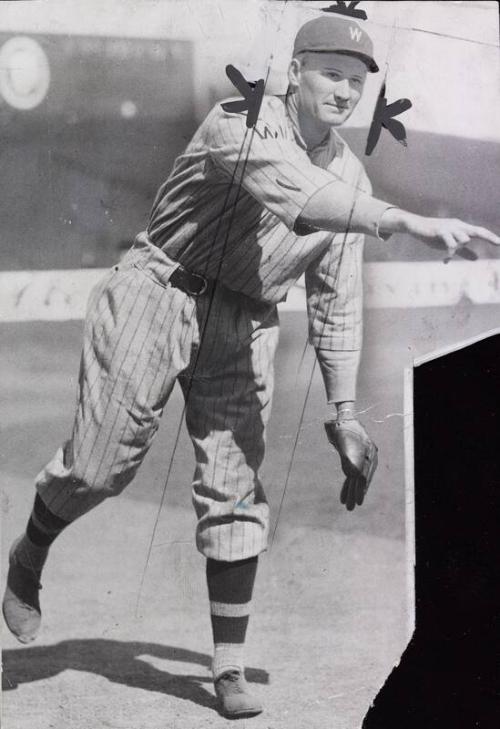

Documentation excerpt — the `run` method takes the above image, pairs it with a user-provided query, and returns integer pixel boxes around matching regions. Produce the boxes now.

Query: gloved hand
[324,417,378,511]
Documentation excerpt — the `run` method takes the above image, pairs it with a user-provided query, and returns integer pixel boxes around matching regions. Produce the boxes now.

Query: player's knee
[89,467,137,498]
[62,462,137,501]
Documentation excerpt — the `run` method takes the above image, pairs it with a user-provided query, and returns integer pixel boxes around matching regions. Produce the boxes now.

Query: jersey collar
[281,91,345,159]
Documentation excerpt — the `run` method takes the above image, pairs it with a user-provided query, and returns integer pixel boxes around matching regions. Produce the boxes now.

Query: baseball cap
[293,16,379,73]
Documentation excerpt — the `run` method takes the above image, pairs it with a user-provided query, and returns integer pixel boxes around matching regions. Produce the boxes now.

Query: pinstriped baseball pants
[35,237,280,561]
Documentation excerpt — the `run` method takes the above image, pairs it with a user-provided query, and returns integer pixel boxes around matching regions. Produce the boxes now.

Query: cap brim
[296,47,379,73]
[334,49,379,73]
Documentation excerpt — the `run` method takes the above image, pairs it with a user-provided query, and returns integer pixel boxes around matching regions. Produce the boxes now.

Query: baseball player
[4,15,499,719]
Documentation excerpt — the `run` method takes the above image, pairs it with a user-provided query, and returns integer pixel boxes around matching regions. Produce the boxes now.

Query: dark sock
[206,556,258,679]
[12,495,71,578]
[26,494,70,547]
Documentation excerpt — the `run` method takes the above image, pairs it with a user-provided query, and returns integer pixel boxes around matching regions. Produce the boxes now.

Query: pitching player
[4,15,499,719]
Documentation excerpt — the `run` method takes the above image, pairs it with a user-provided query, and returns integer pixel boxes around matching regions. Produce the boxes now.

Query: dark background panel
[363,333,500,728]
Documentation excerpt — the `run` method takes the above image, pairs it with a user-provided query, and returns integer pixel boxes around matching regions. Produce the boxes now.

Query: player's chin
[321,105,351,126]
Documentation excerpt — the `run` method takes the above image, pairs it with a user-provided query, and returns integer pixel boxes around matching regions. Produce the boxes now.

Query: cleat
[2,537,43,643]
[214,669,263,719]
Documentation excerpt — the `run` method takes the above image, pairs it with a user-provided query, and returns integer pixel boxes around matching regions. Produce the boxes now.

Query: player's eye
[326,71,341,80]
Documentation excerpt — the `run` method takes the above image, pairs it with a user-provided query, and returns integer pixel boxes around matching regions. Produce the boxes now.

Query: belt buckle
[188,271,208,297]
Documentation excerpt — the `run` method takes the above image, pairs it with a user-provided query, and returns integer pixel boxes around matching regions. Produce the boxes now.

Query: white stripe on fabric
[210,601,252,618]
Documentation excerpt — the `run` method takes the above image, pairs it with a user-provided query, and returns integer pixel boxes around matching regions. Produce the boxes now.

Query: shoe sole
[219,708,263,720]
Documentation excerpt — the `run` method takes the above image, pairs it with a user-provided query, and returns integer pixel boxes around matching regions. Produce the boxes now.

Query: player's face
[289,52,367,127]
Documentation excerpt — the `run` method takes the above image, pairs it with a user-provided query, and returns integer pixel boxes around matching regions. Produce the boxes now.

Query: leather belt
[169,264,211,297]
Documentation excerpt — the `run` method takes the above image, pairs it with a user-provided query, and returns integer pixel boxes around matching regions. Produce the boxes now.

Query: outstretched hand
[380,209,500,262]
[407,215,500,261]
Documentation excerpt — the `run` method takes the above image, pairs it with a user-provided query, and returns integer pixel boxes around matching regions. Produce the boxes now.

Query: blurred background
[0,0,498,270]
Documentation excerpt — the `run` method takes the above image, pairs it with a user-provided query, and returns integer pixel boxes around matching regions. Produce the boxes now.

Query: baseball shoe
[214,669,263,719]
[2,536,43,643]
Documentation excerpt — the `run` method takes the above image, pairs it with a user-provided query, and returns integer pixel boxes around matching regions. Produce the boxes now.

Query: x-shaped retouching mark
[221,65,265,129]
[365,83,412,156]
[321,1,368,20]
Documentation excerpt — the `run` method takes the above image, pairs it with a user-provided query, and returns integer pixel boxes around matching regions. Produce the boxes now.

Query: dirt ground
[2,304,499,729]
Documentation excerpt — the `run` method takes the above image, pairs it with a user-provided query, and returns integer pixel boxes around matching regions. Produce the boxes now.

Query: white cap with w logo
[292,15,379,73]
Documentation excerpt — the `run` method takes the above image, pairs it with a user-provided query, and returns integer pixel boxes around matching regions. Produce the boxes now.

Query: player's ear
[288,57,302,90]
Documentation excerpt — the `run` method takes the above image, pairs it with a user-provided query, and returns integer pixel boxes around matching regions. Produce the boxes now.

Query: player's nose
[333,78,351,101]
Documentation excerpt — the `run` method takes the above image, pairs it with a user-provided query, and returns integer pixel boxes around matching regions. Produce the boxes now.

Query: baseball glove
[324,418,378,511]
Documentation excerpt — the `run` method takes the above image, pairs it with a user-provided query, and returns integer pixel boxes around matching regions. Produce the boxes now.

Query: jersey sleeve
[205,100,336,230]
[315,347,361,403]
[304,231,365,352]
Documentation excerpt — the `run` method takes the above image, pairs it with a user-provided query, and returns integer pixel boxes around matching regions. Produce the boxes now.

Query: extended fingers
[345,480,356,511]
[445,229,471,263]
[340,477,357,511]
[340,479,349,506]
[454,229,471,245]
[340,477,369,510]
[339,474,372,510]
[442,232,458,262]
[466,225,500,246]
[356,477,367,506]
[444,222,499,262]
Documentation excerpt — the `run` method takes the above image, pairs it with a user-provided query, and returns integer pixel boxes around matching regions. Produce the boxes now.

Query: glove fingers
[356,476,368,506]
[328,419,379,511]
[341,477,362,511]
[344,477,357,511]
[340,479,349,505]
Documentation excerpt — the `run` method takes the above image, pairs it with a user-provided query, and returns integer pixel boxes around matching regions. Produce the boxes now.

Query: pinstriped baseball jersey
[34,91,376,562]
[146,93,373,350]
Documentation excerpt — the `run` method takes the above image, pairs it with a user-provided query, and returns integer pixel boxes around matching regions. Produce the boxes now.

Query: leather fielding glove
[324,418,378,511]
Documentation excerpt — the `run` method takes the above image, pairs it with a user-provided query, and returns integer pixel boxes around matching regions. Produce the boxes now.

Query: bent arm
[295,180,393,239]
[209,101,499,257]
[298,189,500,257]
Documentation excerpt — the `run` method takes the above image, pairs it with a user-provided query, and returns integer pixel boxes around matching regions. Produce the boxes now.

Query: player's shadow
[2,639,269,711]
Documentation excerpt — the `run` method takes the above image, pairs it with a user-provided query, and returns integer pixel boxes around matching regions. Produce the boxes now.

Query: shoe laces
[217,670,245,691]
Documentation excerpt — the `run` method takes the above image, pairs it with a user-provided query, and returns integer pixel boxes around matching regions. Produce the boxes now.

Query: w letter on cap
[349,26,363,42]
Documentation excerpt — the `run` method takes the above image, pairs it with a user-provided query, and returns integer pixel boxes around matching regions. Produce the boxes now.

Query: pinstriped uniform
[149,94,371,349]
[35,94,371,561]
